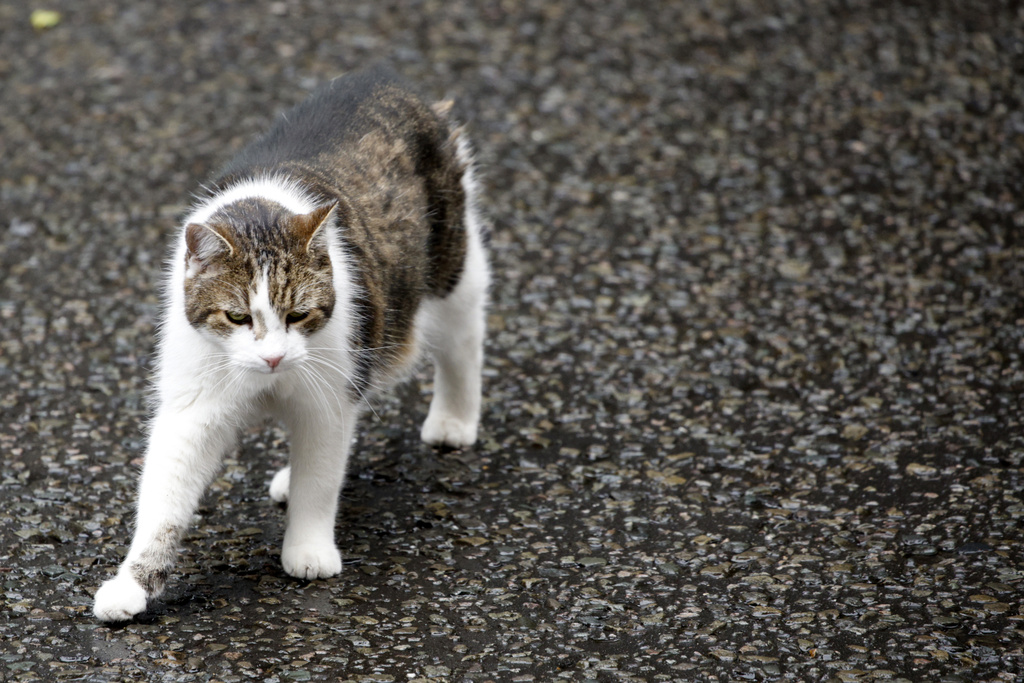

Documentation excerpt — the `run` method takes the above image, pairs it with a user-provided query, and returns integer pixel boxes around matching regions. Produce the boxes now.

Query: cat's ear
[431,99,454,119]
[185,222,235,273]
[292,202,336,253]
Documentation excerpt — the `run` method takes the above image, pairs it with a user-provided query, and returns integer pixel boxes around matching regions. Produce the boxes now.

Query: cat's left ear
[431,99,454,119]
[292,202,336,253]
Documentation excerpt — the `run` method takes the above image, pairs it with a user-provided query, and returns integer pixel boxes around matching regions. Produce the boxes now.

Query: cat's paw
[269,466,290,503]
[421,412,478,448]
[93,573,148,622]
[281,543,342,580]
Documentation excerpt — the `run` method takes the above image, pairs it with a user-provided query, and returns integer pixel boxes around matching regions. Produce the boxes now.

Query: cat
[92,65,489,622]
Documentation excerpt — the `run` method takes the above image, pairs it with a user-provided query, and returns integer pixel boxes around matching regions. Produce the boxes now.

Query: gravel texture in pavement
[1,1,1023,681]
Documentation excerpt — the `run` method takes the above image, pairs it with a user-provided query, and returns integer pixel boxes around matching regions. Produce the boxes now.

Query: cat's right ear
[185,223,235,275]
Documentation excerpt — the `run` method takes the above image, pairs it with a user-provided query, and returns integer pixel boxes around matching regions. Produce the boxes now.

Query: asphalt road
[1,1,1022,681]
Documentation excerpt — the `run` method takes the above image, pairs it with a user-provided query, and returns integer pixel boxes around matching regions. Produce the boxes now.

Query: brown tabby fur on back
[191,66,472,389]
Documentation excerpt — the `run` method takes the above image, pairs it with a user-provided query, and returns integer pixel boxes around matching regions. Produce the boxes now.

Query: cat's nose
[263,354,284,370]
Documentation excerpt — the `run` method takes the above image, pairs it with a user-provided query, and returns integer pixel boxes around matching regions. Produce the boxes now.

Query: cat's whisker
[305,355,383,422]
[307,353,389,395]
[207,365,246,399]
[307,372,337,424]
[193,357,241,384]
[305,343,407,356]
[295,364,333,424]
[193,366,232,387]
[306,355,382,403]
[194,353,235,369]
[299,361,347,422]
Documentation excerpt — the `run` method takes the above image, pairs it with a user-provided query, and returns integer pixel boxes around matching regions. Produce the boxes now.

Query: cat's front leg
[277,403,356,580]
[93,407,235,622]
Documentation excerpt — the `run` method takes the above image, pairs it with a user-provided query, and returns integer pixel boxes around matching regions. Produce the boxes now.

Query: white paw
[93,573,149,622]
[269,466,291,503]
[281,543,342,580]
[421,411,478,448]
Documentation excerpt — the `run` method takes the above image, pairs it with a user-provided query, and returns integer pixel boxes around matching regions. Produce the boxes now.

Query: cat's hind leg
[419,218,489,449]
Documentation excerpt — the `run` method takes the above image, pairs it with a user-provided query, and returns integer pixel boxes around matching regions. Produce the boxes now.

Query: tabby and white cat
[93,66,489,621]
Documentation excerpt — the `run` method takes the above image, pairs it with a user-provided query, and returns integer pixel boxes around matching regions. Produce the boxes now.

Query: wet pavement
[2,0,1024,681]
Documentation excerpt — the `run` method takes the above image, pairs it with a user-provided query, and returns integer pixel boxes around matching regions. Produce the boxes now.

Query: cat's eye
[225,311,252,325]
[286,310,309,324]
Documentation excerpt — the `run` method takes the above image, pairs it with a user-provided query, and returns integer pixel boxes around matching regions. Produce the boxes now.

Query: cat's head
[182,200,336,374]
